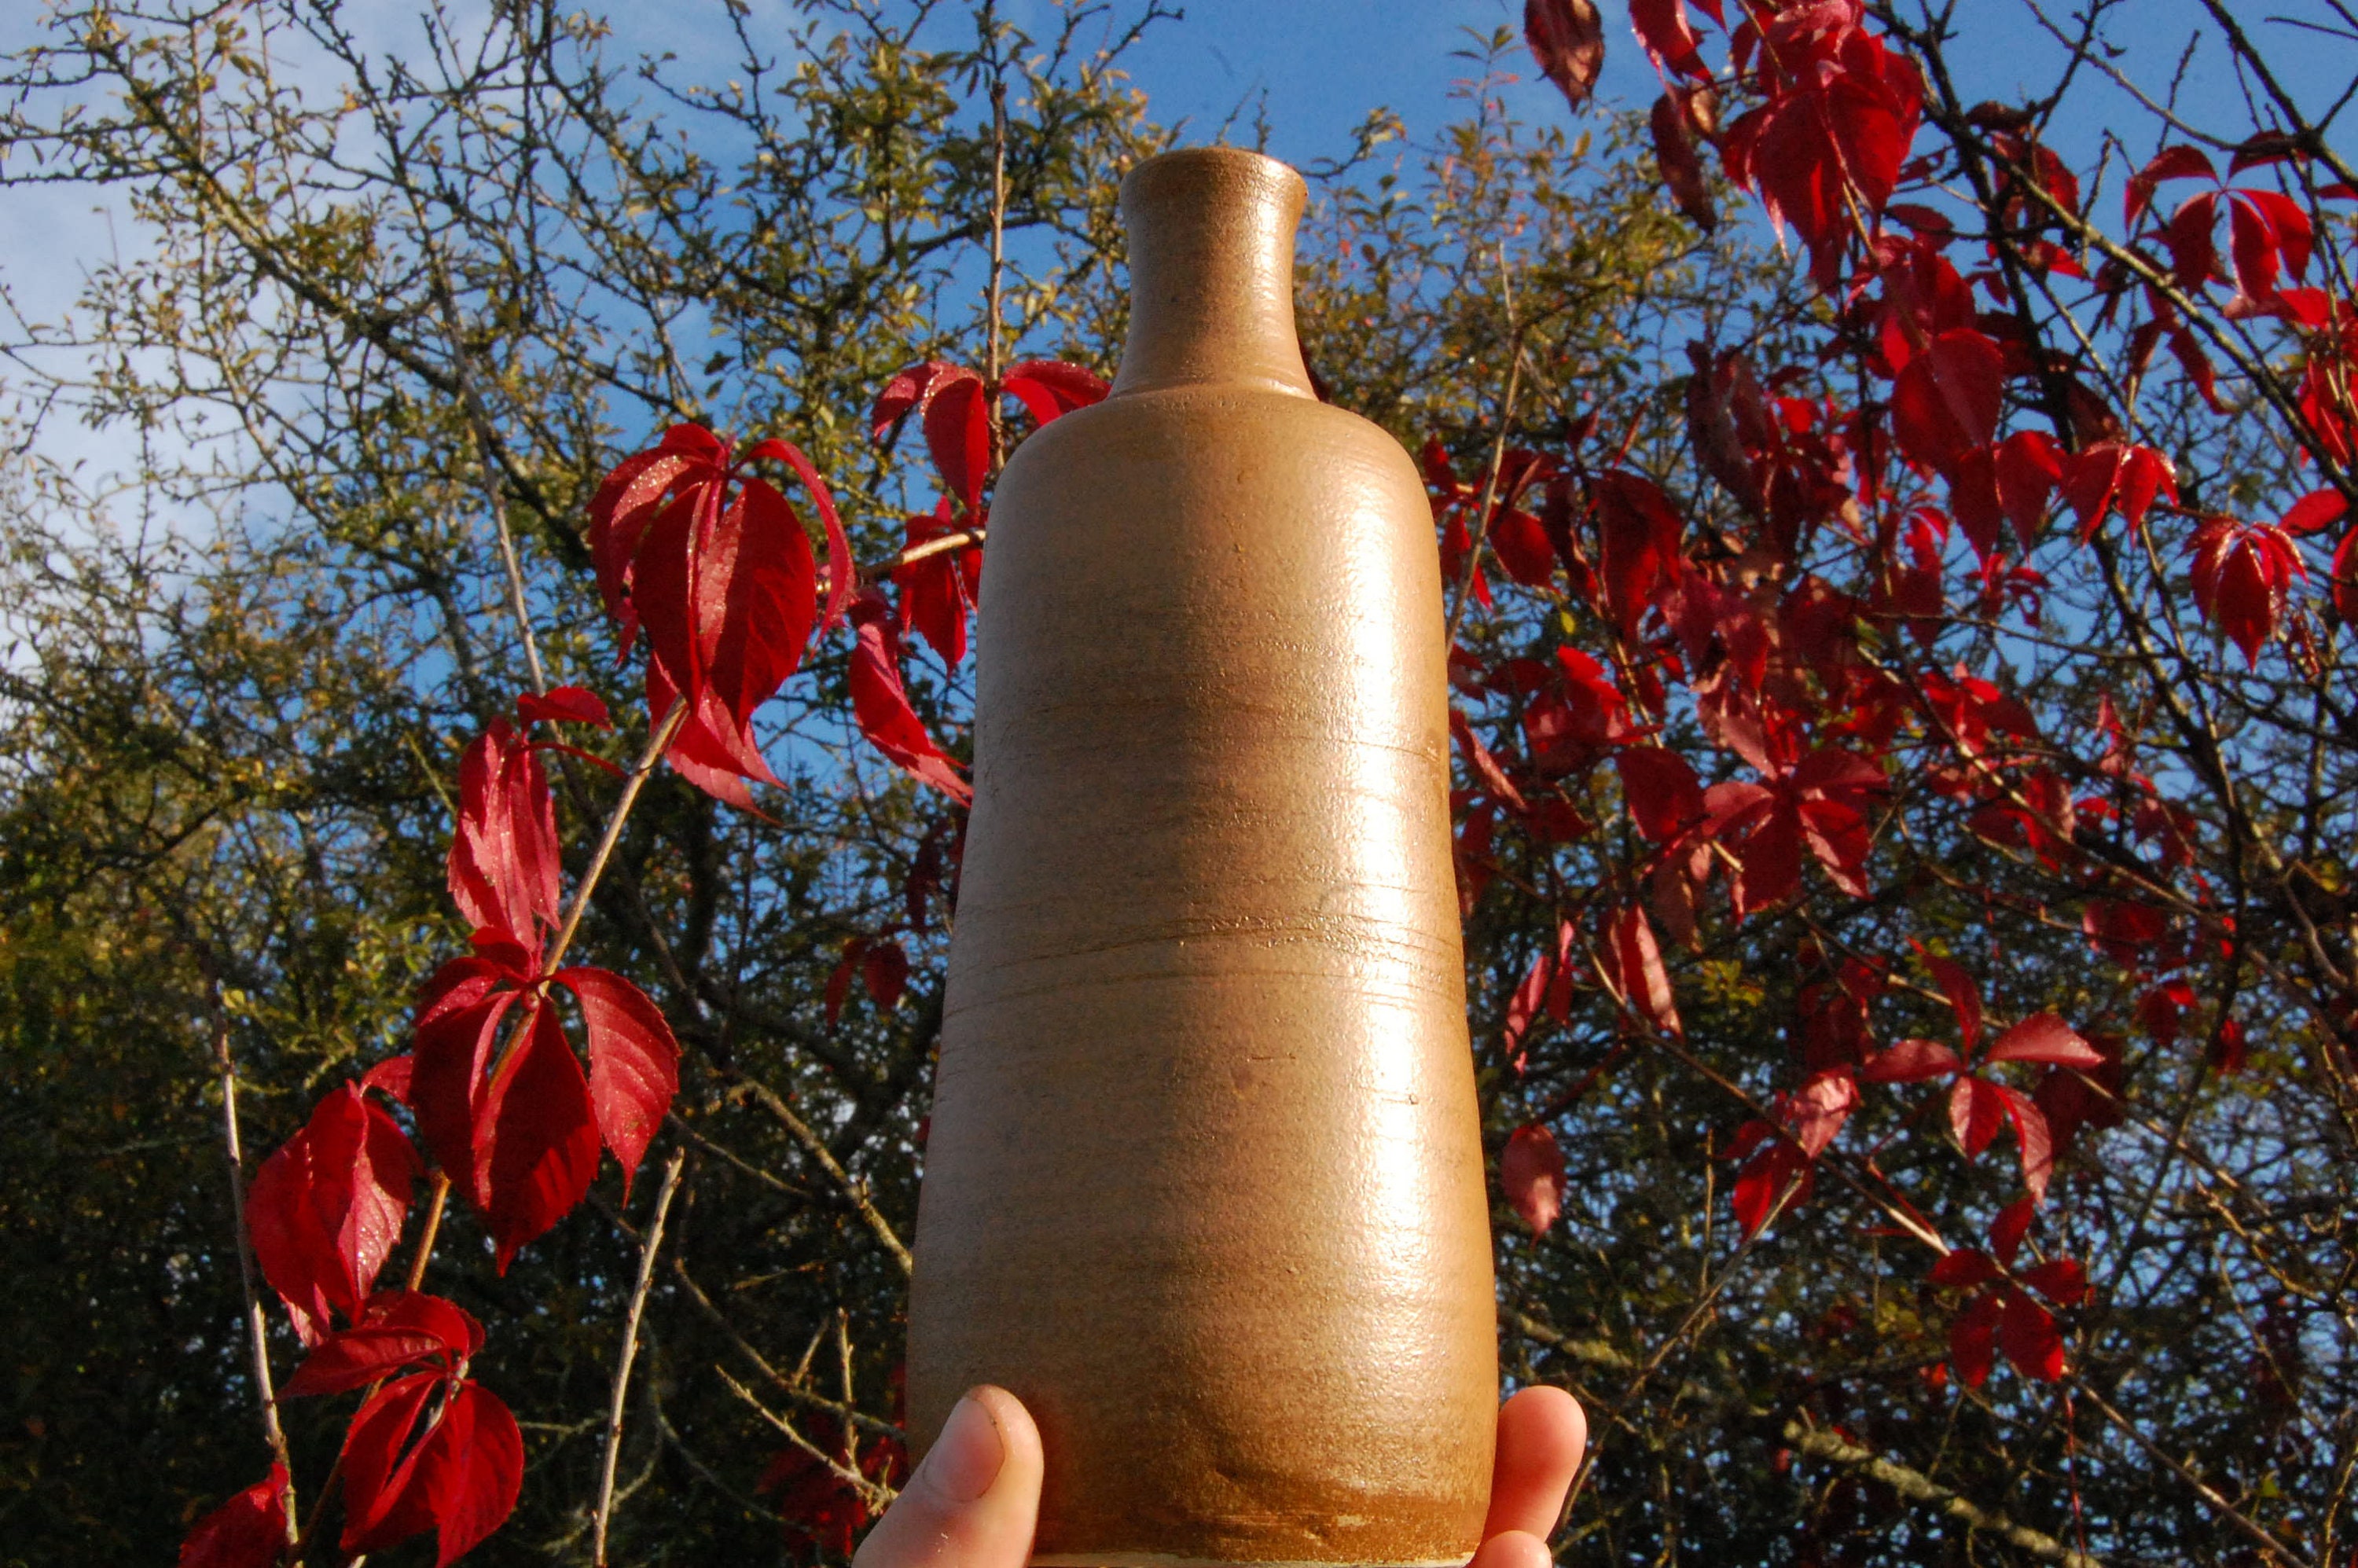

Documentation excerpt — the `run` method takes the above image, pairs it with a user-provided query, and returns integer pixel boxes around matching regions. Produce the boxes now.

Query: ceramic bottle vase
[905,145,1497,1568]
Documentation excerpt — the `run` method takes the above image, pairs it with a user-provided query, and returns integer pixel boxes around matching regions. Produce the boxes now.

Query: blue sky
[4,0,2352,487]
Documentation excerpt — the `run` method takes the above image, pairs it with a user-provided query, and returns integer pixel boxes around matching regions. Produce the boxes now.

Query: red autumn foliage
[170,5,2358,1558]
[246,1084,421,1345]
[587,424,850,808]
[1501,1122,1569,1236]
[758,1415,908,1555]
[338,1373,523,1566]
[175,1466,288,1568]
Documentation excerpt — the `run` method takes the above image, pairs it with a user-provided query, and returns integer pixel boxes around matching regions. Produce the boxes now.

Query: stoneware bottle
[905,145,1497,1568]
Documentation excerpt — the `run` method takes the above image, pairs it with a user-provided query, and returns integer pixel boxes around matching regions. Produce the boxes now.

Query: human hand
[852,1384,1588,1568]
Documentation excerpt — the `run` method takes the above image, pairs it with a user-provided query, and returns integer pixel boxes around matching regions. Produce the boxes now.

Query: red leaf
[2211,1016,2250,1075]
[1990,1195,2036,1265]
[476,1001,601,1272]
[554,967,681,1198]
[2160,191,2221,288]
[2124,144,2217,228]
[1615,746,1706,841]
[413,1382,526,1568]
[2022,1258,2091,1308]
[2187,516,2305,666]
[177,1465,288,1568]
[341,1373,445,1553]
[1651,90,1717,232]
[2334,527,2358,625]
[745,435,856,637]
[1999,1291,2064,1381]
[894,501,982,670]
[1731,1137,1810,1239]
[1860,1037,1962,1083]
[1949,1291,2003,1387]
[362,1053,415,1105]
[1985,1012,2103,1069]
[696,476,817,755]
[514,685,612,729]
[1702,780,1801,919]
[1489,507,1558,588]
[2138,980,2197,1044]
[2280,487,2349,537]
[1453,710,1530,813]
[1890,329,2002,473]
[1629,0,1708,81]
[1592,471,1686,636]
[342,1376,523,1567]
[589,430,843,809]
[872,359,983,514]
[1502,921,1576,1069]
[1948,1074,2007,1157]
[2239,189,2314,282]
[1992,429,2062,552]
[408,960,521,1207]
[247,1085,421,1345]
[1526,0,1605,110]
[1928,1248,1998,1290]
[284,1292,485,1397]
[847,595,971,802]
[2059,442,2176,542]
[2082,898,2169,969]
[999,359,1109,426]
[1997,1084,2055,1203]
[446,719,560,961]
[861,939,910,1012]
[585,440,705,649]
[2227,189,2283,299]
[1603,902,1682,1037]
[1500,1122,1569,1236]
[1783,1070,1857,1158]
[1913,945,1983,1052]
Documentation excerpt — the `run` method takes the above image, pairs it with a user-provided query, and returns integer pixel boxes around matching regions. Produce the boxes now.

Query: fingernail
[924,1392,1006,1503]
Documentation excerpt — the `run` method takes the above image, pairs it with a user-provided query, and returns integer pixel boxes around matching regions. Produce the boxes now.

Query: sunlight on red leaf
[475,1002,601,1271]
[554,966,682,1198]
[847,594,972,803]
[1000,358,1109,426]
[1603,902,1682,1037]
[247,1085,421,1346]
[284,1291,484,1398]
[2187,516,2305,666]
[341,1374,523,1567]
[177,1465,288,1568]
[1985,1012,2103,1070]
[1501,1122,1569,1237]
[1525,0,1605,112]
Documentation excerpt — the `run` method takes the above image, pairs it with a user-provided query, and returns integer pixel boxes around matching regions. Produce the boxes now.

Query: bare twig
[208,981,299,1543]
[671,1259,905,1440]
[591,1149,687,1568]
[2077,1384,2318,1568]
[1782,1420,2105,1567]
[730,1076,913,1276]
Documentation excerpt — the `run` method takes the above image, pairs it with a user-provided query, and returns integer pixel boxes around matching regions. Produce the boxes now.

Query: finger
[1467,1529,1555,1568]
[1478,1385,1588,1542]
[852,1386,1044,1568]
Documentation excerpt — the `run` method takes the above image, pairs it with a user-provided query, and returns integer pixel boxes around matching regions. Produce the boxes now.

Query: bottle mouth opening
[1109,146,1313,400]
[1118,145,1308,228]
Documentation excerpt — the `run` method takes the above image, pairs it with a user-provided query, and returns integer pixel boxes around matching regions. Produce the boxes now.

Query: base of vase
[1038,1547,1471,1556]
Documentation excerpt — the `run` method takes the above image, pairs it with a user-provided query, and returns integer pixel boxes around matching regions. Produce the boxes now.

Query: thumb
[854,1386,1043,1568]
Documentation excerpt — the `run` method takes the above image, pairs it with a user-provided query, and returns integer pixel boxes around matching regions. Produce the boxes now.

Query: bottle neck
[1109,148,1314,400]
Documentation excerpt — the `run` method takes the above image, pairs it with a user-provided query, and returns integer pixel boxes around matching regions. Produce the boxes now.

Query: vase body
[905,146,1497,1568]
